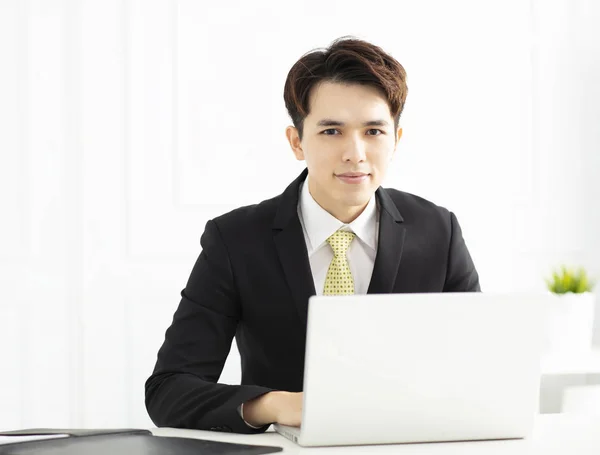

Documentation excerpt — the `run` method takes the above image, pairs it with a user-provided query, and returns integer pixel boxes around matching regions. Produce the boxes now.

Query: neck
[332,204,368,224]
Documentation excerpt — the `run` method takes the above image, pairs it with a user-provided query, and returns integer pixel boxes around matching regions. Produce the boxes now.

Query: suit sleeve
[145,219,274,434]
[443,212,481,292]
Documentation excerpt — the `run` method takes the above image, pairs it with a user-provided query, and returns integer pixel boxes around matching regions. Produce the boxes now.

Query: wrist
[264,391,287,423]
[244,391,284,426]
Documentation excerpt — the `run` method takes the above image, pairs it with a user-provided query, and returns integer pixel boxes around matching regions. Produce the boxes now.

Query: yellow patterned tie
[323,230,356,295]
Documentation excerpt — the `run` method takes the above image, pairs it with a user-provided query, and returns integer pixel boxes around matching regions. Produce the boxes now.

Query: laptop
[274,292,548,447]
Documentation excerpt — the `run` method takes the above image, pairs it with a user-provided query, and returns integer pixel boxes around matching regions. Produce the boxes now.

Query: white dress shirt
[297,177,379,295]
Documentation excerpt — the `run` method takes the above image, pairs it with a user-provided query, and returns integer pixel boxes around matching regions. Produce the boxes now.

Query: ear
[396,127,403,143]
[391,127,403,158]
[286,126,305,161]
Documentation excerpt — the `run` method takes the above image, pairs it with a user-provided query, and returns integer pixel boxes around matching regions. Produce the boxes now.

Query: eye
[321,129,340,135]
[366,129,384,136]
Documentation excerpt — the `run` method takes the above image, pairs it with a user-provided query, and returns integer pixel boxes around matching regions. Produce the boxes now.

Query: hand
[271,391,303,427]
[242,391,303,427]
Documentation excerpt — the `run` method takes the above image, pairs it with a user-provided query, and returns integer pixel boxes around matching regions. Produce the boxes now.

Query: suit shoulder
[382,187,451,221]
[209,193,281,235]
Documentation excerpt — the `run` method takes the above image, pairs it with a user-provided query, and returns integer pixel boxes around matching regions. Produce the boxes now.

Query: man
[145,36,480,434]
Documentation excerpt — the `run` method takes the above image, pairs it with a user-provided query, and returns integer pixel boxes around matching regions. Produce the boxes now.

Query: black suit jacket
[145,169,480,434]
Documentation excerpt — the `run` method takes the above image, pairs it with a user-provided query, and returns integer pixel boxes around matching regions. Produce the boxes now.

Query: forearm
[145,372,273,434]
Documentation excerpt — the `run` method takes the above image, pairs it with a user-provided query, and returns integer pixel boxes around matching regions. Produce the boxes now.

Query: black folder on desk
[0,430,283,455]
[0,428,150,437]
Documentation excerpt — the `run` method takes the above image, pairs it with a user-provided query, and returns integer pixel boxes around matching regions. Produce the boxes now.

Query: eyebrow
[316,119,390,127]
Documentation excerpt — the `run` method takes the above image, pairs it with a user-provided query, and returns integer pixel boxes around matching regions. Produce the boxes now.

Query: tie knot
[326,230,355,258]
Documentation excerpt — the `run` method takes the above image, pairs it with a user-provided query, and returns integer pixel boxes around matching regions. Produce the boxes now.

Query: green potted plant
[543,265,596,354]
[545,266,594,294]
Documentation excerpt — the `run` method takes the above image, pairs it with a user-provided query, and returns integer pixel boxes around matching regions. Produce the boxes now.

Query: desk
[540,350,600,413]
[152,414,600,454]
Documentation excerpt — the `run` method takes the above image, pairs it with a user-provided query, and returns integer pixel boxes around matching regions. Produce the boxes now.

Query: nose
[342,135,367,163]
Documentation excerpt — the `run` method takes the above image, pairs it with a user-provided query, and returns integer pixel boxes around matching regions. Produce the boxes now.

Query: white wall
[0,0,599,429]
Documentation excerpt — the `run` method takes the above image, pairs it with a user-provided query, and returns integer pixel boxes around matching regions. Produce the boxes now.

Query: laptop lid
[297,292,547,447]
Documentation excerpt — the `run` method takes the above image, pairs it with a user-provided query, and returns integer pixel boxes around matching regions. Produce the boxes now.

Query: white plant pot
[543,292,596,354]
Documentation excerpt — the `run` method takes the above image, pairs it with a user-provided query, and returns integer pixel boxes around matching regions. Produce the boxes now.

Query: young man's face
[286,81,402,221]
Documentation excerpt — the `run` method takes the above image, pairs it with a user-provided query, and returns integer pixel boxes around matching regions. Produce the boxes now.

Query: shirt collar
[299,176,378,255]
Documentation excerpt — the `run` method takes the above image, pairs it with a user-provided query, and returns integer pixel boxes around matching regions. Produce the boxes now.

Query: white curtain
[1,0,599,429]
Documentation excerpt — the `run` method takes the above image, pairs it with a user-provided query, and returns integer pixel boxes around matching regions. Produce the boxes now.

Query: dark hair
[283,36,408,141]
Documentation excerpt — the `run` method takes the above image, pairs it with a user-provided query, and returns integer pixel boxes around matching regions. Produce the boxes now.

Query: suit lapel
[272,172,407,325]
[273,169,315,328]
[367,187,406,294]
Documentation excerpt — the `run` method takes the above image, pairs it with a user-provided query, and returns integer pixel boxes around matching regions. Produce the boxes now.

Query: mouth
[335,172,370,184]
